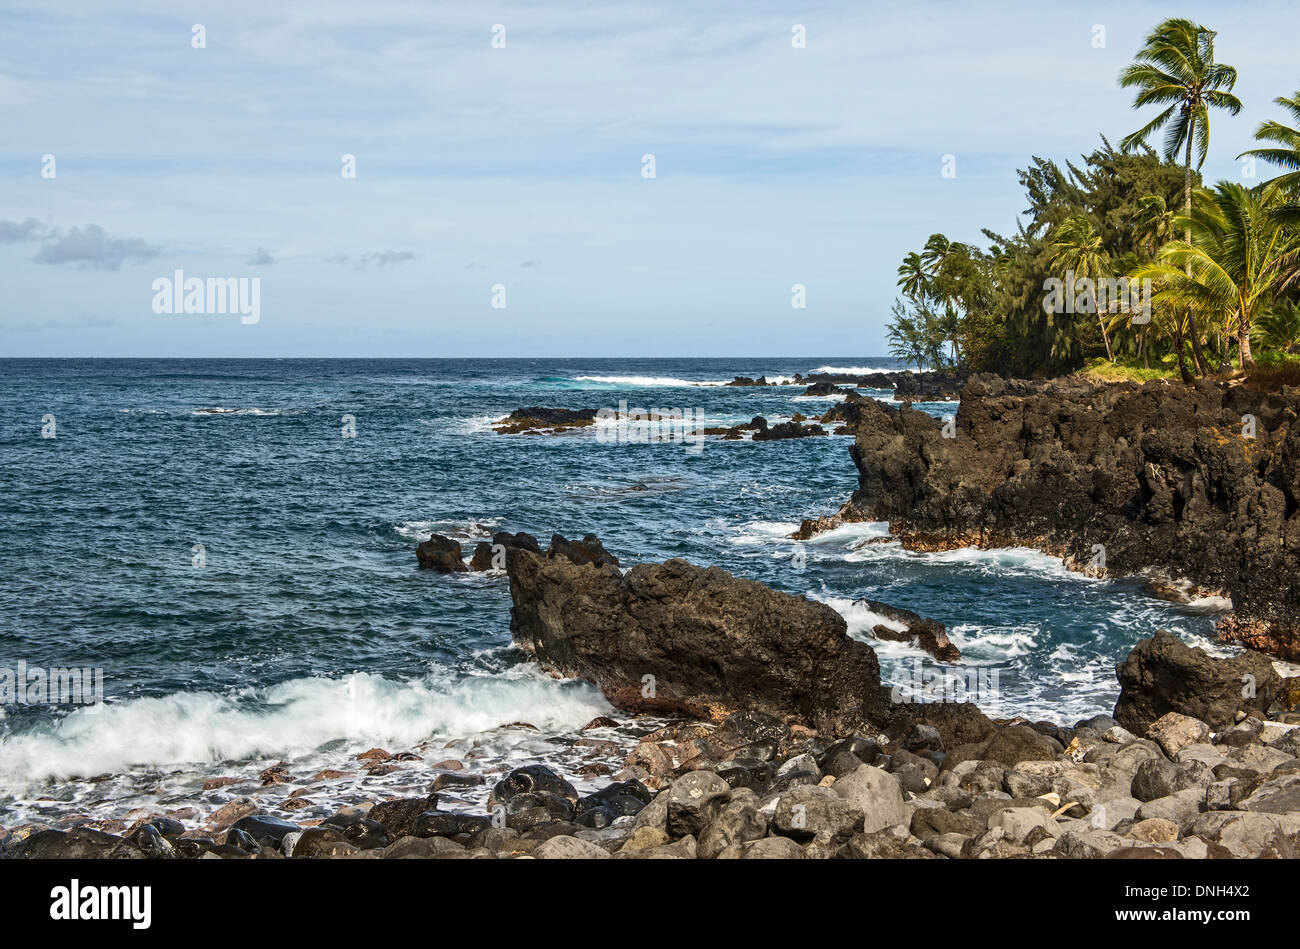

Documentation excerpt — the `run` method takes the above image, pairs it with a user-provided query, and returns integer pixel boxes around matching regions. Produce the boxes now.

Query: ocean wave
[724,520,802,546]
[0,668,612,784]
[862,545,1100,582]
[809,366,896,375]
[948,623,1040,657]
[801,521,893,547]
[192,407,281,416]
[816,595,909,634]
[394,518,501,542]
[571,375,726,387]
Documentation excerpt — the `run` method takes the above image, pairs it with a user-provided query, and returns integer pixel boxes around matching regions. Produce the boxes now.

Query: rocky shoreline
[726,369,967,402]
[12,527,1300,860]
[810,374,1300,662]
[14,370,1300,860]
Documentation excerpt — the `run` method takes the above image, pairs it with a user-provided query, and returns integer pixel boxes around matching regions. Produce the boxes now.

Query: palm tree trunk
[1098,316,1114,361]
[1183,133,1209,377]
[1172,319,1193,384]
[1239,305,1256,370]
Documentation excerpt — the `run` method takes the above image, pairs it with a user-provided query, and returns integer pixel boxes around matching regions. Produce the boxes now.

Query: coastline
[7,361,1300,860]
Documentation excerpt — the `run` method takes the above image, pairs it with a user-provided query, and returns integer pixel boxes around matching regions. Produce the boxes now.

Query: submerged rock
[857,598,960,661]
[493,407,598,435]
[416,534,469,572]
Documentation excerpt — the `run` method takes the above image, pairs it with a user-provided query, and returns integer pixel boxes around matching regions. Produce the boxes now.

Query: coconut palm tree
[1238,90,1300,224]
[1120,18,1242,374]
[896,251,929,300]
[1050,214,1116,360]
[1251,299,1300,353]
[1135,182,1300,369]
[920,234,953,276]
[1133,194,1174,258]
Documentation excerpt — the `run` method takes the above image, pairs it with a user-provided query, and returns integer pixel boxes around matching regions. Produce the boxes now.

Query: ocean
[0,357,1232,827]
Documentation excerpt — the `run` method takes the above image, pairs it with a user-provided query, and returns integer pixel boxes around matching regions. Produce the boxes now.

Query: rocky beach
[8,365,1300,861]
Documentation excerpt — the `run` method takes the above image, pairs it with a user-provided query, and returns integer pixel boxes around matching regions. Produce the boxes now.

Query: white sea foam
[816,595,909,634]
[1185,593,1233,612]
[0,668,612,785]
[192,407,281,416]
[573,375,725,387]
[948,623,1040,657]
[725,520,802,546]
[451,414,502,435]
[809,366,896,375]
[802,521,893,547]
[919,546,1096,581]
[394,517,501,542]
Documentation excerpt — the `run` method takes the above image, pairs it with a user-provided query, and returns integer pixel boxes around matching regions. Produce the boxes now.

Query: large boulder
[832,765,908,833]
[8,828,143,859]
[506,542,892,733]
[1114,631,1281,733]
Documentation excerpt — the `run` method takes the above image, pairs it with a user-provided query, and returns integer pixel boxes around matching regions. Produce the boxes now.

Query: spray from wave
[0,668,612,785]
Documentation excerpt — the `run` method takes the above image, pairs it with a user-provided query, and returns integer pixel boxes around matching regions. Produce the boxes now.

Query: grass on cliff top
[1075,351,1300,391]
[1076,356,1180,384]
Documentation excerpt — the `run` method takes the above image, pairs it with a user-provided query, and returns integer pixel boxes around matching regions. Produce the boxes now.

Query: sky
[1,0,1298,358]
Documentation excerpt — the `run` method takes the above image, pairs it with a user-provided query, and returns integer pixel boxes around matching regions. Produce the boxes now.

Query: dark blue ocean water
[0,358,1231,824]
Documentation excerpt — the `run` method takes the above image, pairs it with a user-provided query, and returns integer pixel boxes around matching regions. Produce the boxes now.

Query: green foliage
[882,18,1300,380]
[1135,181,1300,368]
[888,232,991,368]
[1252,300,1300,352]
[971,141,1186,374]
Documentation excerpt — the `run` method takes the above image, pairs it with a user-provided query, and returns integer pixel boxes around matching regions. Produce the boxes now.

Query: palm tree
[897,251,929,300]
[1133,194,1173,258]
[1050,214,1116,360]
[1239,91,1300,194]
[1239,90,1300,224]
[1252,299,1300,353]
[1129,196,1176,366]
[920,234,952,276]
[1120,18,1243,374]
[1135,182,1300,369]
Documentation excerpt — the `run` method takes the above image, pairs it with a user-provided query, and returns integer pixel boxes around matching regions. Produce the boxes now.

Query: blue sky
[2,0,1298,357]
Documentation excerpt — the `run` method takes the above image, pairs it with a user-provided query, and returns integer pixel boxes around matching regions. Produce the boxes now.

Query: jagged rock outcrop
[752,420,826,441]
[504,535,990,743]
[843,374,1300,659]
[858,599,960,661]
[891,370,968,403]
[505,543,891,734]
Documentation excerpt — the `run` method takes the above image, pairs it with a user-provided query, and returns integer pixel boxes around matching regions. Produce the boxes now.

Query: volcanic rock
[1114,631,1280,732]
